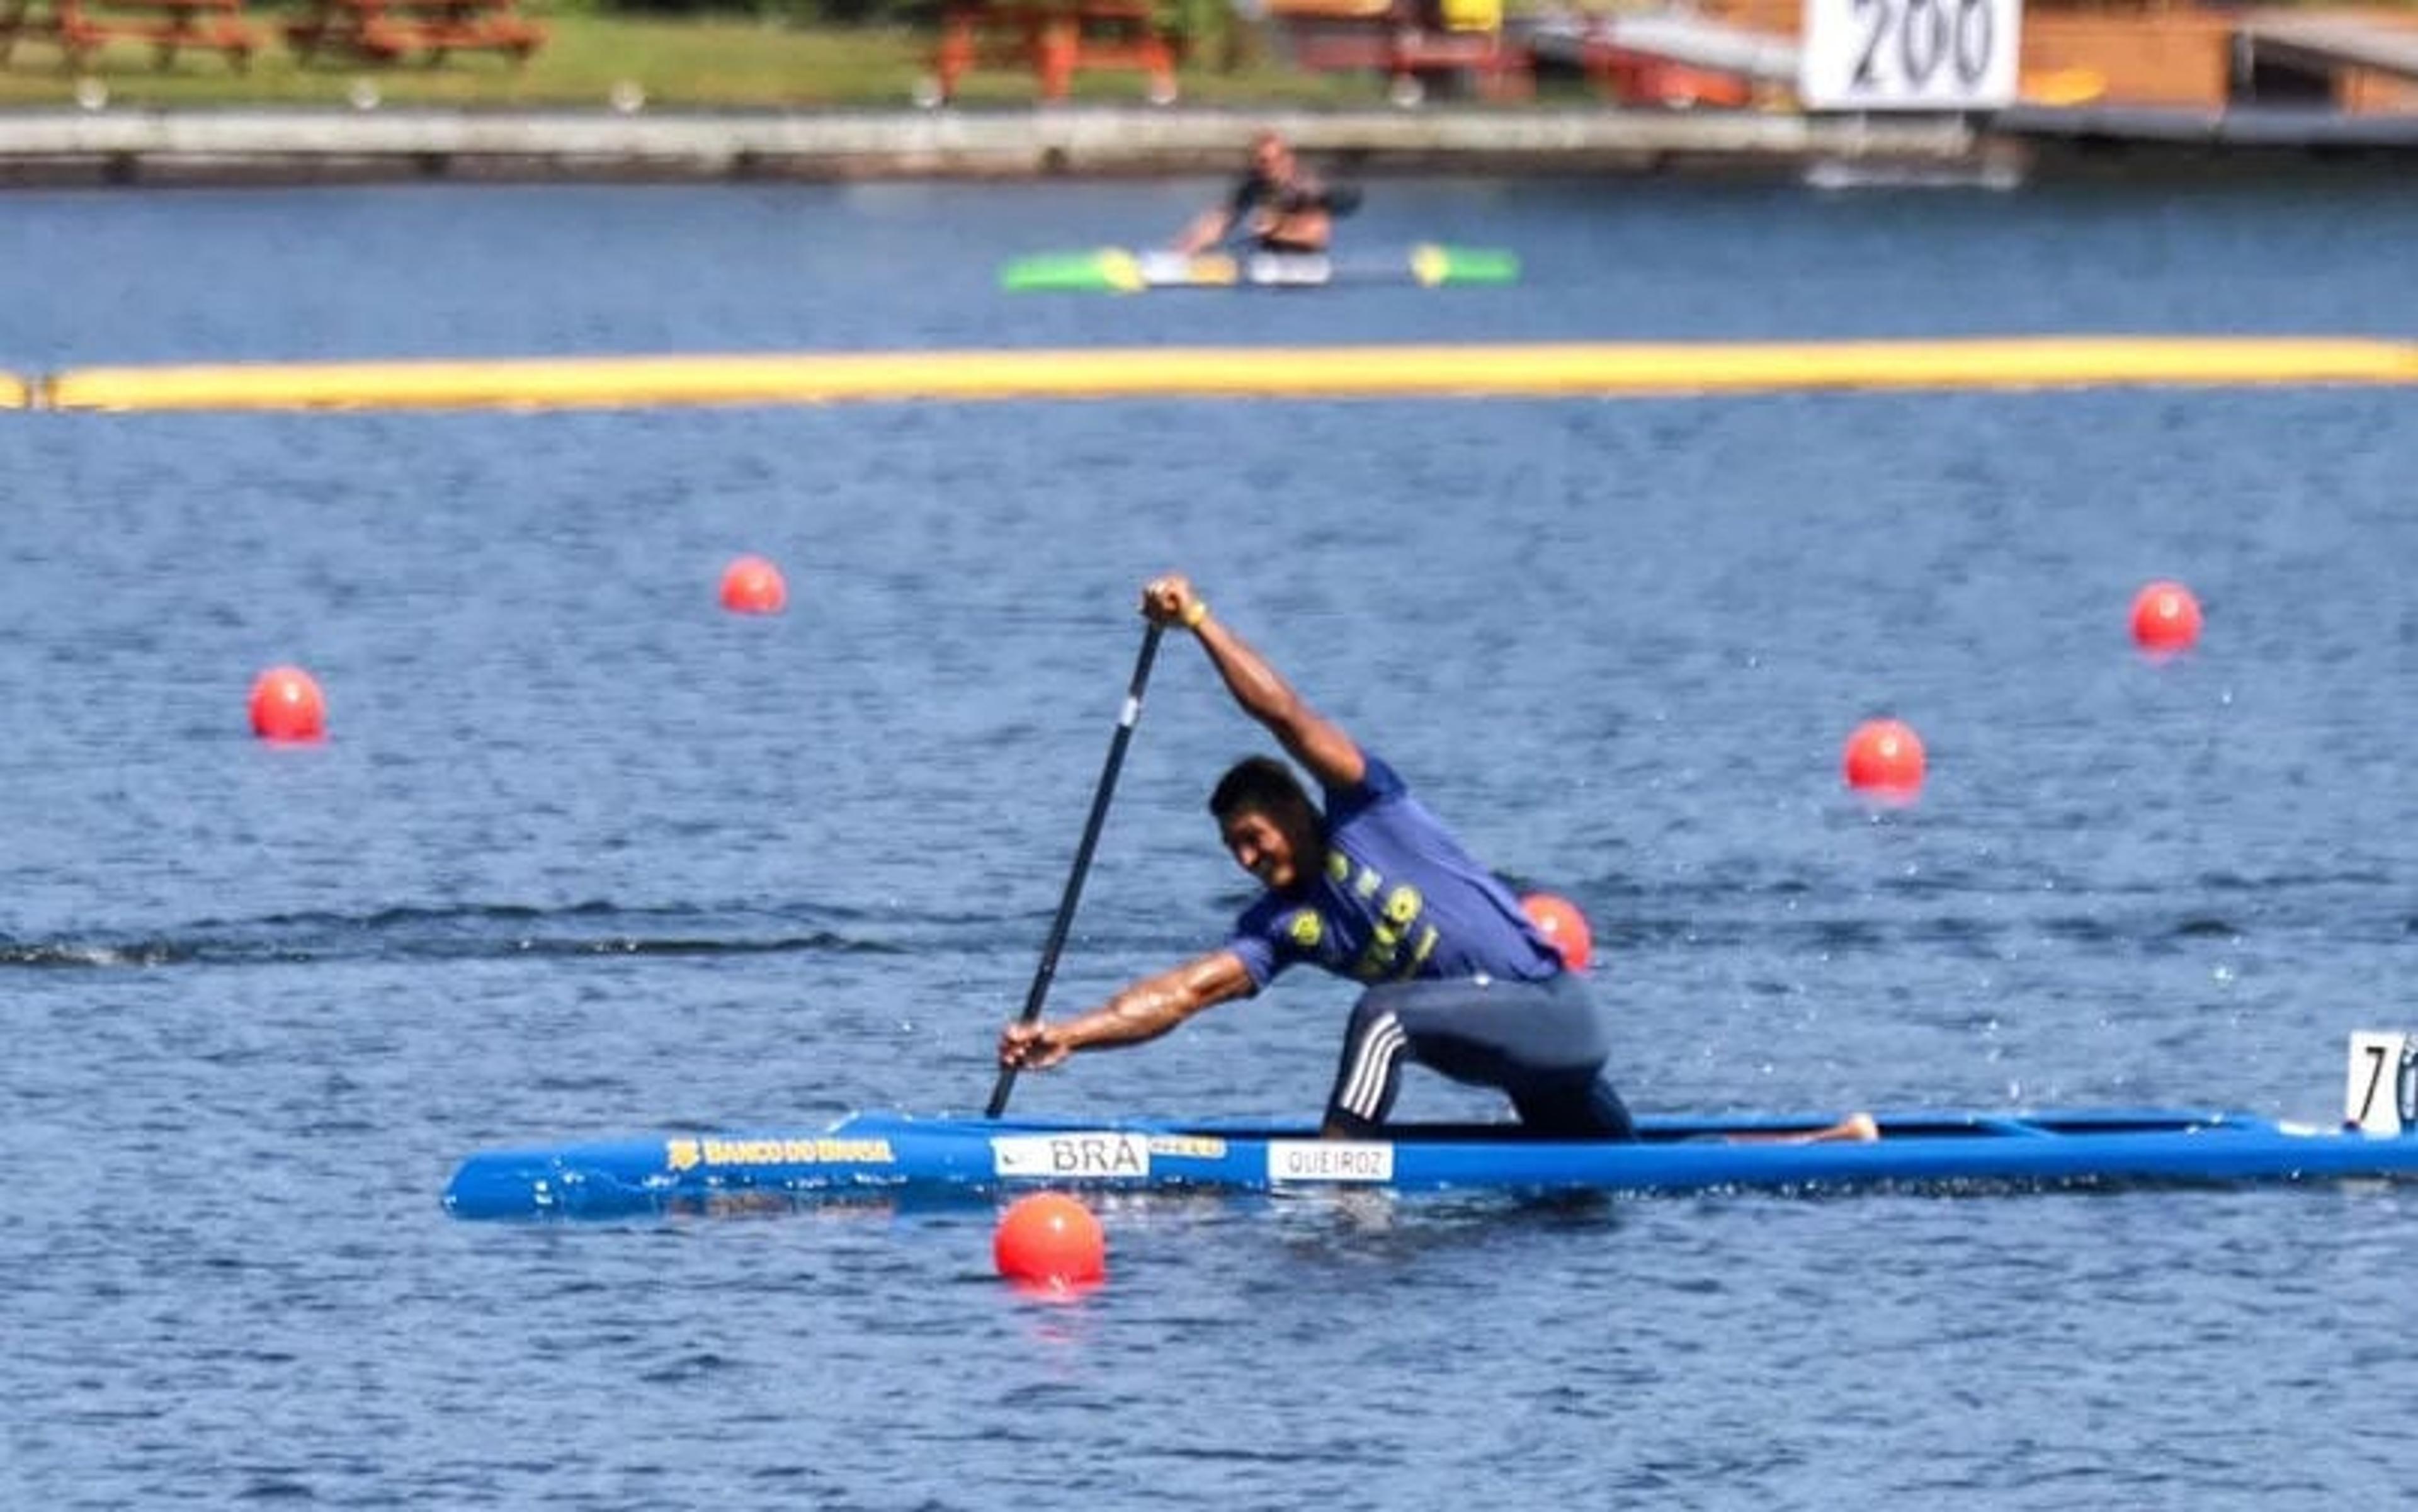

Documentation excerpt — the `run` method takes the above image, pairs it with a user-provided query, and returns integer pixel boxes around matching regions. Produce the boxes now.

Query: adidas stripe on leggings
[1324,970,1635,1139]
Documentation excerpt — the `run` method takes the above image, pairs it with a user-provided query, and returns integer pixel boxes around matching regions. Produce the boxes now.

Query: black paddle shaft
[985,622,1166,1118]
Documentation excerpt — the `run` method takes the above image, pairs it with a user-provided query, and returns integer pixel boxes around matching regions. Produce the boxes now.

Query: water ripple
[0,901,902,968]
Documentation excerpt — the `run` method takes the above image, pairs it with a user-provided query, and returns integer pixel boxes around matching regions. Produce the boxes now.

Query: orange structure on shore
[909,0,2418,115]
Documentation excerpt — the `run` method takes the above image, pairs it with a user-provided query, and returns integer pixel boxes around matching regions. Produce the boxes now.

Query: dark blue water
[5,176,2416,1509]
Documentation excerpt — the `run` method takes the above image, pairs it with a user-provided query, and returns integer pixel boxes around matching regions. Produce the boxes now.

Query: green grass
[0,11,1393,108]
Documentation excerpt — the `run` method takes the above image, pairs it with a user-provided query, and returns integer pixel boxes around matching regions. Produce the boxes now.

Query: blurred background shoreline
[0,0,2413,185]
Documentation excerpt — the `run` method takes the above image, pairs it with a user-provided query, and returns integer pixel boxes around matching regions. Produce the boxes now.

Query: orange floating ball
[1520,892,1594,972]
[994,1191,1106,1291]
[719,555,787,615]
[2130,580,2201,658]
[1843,718,1924,799]
[247,666,327,742]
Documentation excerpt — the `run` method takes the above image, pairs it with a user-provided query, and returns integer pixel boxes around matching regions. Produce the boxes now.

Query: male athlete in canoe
[998,574,1635,1139]
[1174,130,1360,258]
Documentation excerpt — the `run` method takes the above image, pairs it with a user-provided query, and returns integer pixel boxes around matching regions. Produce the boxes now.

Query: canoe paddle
[985,620,1166,1118]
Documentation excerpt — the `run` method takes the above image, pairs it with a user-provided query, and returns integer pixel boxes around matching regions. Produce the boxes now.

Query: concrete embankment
[0,105,1990,188]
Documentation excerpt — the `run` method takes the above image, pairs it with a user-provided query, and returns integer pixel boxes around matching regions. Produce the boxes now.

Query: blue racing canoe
[443,1103,2418,1221]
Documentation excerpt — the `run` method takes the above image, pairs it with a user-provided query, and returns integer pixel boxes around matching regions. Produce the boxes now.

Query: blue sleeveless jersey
[1226,754,1563,989]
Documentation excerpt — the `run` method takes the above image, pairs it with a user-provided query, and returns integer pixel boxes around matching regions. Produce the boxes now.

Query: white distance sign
[1799,0,2022,111]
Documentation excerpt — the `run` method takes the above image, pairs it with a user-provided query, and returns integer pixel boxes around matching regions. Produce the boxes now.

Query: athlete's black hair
[1208,755,1319,825]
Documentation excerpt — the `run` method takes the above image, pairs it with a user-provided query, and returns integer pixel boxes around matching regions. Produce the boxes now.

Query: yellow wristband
[1181,600,1210,630]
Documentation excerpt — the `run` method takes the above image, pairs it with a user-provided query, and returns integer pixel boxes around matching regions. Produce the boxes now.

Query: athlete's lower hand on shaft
[999,1020,1072,1072]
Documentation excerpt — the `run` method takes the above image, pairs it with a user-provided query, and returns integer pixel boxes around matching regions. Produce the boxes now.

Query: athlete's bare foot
[1727,1111,1881,1145]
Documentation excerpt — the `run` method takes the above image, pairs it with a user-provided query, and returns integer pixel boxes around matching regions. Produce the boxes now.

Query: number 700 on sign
[1798,0,2022,111]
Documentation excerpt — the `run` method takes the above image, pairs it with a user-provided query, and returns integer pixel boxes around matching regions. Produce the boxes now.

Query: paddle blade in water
[999,249,1145,293]
[1410,244,1521,287]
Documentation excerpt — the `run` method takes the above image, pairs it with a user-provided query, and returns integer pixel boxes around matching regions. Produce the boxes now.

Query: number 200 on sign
[1798,0,2021,111]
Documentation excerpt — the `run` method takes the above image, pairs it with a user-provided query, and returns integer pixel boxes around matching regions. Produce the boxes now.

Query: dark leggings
[1324,972,1635,1139]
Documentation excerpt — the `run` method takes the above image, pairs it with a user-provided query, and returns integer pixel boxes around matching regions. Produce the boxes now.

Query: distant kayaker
[1174,130,1359,257]
[997,574,1635,1140]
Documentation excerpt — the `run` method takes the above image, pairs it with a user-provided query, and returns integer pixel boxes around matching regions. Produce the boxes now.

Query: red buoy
[1843,718,1924,800]
[994,1192,1106,1292]
[1520,892,1594,972]
[2130,580,2201,659]
[248,666,326,742]
[719,555,787,615]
